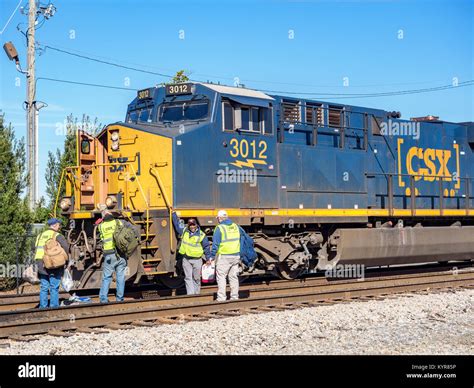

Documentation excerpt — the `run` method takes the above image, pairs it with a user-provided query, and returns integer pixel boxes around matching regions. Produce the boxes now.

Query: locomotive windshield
[158,100,209,122]
[126,105,153,124]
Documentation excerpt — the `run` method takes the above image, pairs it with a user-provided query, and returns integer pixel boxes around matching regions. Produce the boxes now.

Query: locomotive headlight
[105,195,117,209]
[110,131,120,151]
[110,131,119,141]
[59,197,72,211]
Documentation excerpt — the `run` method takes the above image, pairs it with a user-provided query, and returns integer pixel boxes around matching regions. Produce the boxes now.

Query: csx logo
[406,146,453,182]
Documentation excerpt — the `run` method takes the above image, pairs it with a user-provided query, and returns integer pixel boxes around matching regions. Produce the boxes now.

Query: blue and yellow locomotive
[56,82,474,288]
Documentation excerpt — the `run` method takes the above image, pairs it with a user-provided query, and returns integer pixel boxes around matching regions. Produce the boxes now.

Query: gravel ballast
[2,289,473,355]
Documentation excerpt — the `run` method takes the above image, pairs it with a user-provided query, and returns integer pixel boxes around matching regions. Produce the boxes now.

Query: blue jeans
[99,252,127,303]
[39,271,62,308]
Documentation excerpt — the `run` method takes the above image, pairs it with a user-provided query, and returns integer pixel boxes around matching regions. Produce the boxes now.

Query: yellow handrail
[56,161,174,250]
[53,168,67,217]
[149,165,171,209]
[149,165,174,254]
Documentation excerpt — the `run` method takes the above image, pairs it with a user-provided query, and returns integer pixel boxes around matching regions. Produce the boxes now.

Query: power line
[36,76,473,101]
[40,44,178,80]
[35,43,474,99]
[39,42,471,93]
[275,81,474,99]
[36,77,137,91]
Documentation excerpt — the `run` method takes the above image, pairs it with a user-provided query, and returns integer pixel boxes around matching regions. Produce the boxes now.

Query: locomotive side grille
[282,100,301,123]
[328,106,343,128]
[305,103,324,126]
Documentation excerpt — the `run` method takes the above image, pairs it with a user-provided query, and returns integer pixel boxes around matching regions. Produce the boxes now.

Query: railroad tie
[104,324,135,330]
[8,335,39,342]
[75,327,110,334]
[215,311,241,317]
[155,317,180,324]
[47,330,74,338]
[195,312,219,319]
[276,304,299,310]
[255,306,275,312]
[131,320,156,327]
[305,301,334,307]
[179,315,209,322]
[267,305,294,311]
[237,308,261,314]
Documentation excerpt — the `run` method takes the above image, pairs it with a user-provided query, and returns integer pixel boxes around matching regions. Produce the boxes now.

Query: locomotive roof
[198,83,274,101]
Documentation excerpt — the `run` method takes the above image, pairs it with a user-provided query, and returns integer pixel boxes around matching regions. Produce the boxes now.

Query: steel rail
[0,267,472,338]
[0,262,472,312]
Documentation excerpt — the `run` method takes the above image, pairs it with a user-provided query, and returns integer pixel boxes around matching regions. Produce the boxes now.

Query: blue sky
[0,0,472,198]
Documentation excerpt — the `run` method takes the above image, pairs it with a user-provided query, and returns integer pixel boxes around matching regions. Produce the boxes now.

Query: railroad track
[0,262,470,312]
[0,264,473,340]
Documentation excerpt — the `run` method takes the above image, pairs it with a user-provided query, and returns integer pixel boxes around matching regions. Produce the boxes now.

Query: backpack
[238,227,257,268]
[113,220,140,258]
[43,234,68,269]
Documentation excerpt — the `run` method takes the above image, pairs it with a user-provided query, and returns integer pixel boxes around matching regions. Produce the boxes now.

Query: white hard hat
[216,210,228,218]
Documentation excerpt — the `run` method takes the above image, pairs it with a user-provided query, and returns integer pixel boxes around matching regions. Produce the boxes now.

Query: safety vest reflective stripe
[34,230,57,260]
[99,220,120,251]
[216,223,241,255]
[179,229,205,258]
[181,240,201,247]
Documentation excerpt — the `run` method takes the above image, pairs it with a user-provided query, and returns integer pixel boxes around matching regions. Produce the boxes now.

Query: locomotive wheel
[277,262,305,280]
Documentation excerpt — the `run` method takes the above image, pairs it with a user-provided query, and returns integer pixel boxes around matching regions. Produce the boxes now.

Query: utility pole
[26,0,36,210]
[4,2,55,209]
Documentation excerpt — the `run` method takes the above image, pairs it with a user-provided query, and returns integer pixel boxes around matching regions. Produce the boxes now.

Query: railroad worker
[172,211,211,295]
[34,218,70,309]
[210,210,241,302]
[98,210,136,303]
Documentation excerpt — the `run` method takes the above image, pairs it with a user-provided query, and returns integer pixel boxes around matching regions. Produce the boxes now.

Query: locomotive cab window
[126,110,138,123]
[223,102,234,131]
[81,139,91,154]
[222,99,273,135]
[158,99,209,122]
[371,116,383,135]
[127,105,153,124]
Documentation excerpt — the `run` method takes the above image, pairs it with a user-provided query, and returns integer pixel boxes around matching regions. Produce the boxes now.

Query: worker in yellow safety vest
[172,211,211,294]
[209,210,241,302]
[34,218,69,308]
[98,210,133,303]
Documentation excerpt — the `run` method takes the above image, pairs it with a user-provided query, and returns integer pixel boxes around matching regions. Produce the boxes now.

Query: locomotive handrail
[55,162,152,216]
[279,101,369,150]
[366,172,461,179]
[278,101,397,160]
[150,165,175,254]
[365,172,472,217]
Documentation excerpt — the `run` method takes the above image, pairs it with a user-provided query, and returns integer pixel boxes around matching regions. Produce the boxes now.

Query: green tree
[32,197,51,223]
[172,70,190,84]
[163,70,190,85]
[0,114,32,288]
